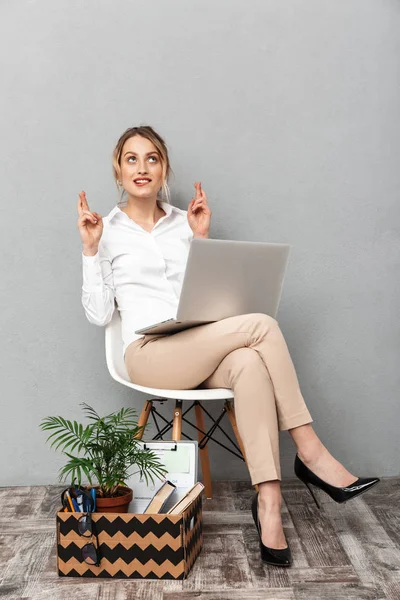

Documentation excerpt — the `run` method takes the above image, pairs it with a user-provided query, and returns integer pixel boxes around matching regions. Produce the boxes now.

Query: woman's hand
[77,191,104,253]
[187,182,211,238]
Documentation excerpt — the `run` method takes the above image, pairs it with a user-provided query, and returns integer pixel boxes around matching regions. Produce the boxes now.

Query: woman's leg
[125,312,355,550]
[201,347,284,482]
[200,347,290,549]
[125,312,313,485]
[202,346,357,548]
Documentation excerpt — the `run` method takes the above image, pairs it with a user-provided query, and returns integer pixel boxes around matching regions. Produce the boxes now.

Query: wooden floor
[0,478,399,600]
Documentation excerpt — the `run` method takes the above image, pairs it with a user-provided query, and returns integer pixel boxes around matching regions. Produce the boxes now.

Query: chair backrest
[104,303,130,383]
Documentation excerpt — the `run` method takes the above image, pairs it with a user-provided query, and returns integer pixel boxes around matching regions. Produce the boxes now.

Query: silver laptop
[135,238,291,335]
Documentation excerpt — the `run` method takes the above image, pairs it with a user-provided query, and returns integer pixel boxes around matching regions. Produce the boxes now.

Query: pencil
[65,490,75,512]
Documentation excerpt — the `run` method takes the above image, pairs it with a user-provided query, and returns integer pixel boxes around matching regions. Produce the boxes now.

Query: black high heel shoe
[251,492,292,567]
[294,453,380,509]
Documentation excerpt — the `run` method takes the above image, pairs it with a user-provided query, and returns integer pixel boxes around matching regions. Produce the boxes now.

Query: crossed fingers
[191,182,208,213]
[77,191,99,223]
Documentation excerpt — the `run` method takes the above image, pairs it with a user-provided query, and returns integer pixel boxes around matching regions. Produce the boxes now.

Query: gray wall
[0,0,399,486]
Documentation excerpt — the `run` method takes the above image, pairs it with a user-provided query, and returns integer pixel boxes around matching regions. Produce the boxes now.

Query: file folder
[126,440,198,513]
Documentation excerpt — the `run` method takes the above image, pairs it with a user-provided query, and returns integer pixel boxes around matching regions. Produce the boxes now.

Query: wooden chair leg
[195,402,213,499]
[134,400,153,440]
[225,400,259,493]
[172,400,182,441]
[134,400,255,498]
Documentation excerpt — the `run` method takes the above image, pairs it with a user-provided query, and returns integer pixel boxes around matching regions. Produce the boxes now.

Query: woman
[77,125,380,567]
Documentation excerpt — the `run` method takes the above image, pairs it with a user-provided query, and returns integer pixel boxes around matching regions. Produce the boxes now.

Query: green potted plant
[40,403,168,512]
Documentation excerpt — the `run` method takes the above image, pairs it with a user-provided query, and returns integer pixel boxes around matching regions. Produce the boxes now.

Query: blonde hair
[112,125,173,206]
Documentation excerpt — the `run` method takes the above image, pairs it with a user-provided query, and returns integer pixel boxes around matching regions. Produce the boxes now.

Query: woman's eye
[127,156,157,163]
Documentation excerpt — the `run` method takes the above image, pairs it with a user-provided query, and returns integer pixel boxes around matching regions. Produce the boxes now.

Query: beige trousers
[124,313,313,485]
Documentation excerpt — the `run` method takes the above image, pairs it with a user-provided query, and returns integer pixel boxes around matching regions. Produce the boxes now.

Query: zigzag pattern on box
[57,489,203,580]
[184,506,203,576]
[184,509,202,543]
[185,533,203,577]
[59,515,181,538]
[58,512,182,525]
[60,531,183,550]
[58,541,184,566]
[184,508,202,548]
[60,568,183,580]
[183,496,202,549]
[185,517,202,559]
[58,556,185,579]
[182,496,199,532]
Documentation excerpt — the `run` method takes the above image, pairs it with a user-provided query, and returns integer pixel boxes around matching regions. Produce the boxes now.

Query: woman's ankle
[297,440,326,464]
[257,480,282,507]
[289,423,326,462]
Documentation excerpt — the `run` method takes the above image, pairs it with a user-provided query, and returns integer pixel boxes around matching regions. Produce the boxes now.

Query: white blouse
[81,201,194,357]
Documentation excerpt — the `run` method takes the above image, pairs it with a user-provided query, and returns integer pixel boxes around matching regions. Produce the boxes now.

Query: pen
[90,488,96,512]
[71,498,79,512]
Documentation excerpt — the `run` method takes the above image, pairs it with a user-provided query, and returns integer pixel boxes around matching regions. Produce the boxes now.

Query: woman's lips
[134,179,151,186]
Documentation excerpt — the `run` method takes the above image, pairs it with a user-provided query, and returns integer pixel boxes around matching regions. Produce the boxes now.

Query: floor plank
[323,495,400,600]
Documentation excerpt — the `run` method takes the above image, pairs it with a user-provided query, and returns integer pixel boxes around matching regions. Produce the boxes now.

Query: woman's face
[119,135,163,200]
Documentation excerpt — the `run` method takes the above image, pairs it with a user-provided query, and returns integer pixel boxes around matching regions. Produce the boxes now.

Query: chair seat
[104,306,247,499]
[110,371,234,400]
[105,306,234,401]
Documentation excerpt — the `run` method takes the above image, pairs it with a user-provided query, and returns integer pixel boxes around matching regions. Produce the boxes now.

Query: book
[143,480,177,514]
[166,482,205,515]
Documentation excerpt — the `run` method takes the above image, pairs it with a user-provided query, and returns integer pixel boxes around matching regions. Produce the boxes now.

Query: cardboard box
[56,486,203,580]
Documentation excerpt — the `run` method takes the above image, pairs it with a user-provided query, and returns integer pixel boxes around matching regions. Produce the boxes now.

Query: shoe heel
[304,481,321,509]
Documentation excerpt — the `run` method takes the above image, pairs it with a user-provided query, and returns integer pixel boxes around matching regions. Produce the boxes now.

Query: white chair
[105,305,251,498]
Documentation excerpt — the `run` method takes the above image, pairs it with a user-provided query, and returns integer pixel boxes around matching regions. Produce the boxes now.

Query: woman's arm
[77,190,115,326]
[81,243,116,327]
